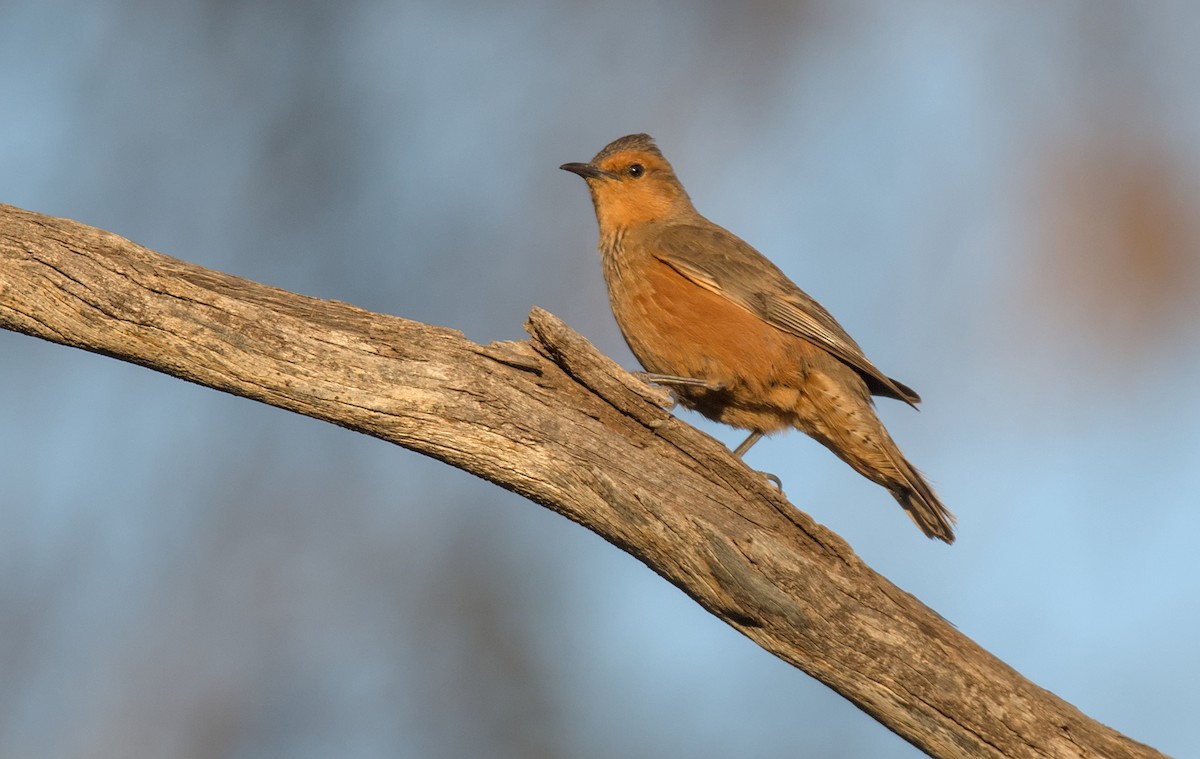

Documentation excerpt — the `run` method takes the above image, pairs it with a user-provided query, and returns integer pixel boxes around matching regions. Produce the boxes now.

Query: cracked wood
[0,204,1164,759]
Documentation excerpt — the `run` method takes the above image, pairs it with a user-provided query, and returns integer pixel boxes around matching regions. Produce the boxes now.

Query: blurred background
[2,2,1198,757]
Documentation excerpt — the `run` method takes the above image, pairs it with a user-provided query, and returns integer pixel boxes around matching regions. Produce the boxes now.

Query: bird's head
[561,133,695,230]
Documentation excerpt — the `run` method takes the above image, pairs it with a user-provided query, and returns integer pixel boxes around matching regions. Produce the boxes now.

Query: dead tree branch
[0,204,1163,758]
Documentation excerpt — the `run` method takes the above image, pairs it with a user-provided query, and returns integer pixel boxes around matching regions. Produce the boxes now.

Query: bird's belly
[607,257,819,432]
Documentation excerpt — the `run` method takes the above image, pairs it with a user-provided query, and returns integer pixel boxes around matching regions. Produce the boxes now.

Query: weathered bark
[0,203,1163,758]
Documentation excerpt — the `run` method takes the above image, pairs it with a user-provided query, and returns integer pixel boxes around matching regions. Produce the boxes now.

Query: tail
[799,366,956,542]
[818,424,957,543]
[890,457,956,544]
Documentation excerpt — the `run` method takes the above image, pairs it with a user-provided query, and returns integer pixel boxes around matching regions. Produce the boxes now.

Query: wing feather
[646,223,920,406]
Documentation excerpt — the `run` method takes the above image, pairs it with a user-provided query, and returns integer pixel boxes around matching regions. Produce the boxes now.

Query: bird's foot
[729,432,783,491]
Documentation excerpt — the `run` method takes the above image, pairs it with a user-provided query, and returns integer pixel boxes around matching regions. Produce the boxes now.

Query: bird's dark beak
[560,162,618,180]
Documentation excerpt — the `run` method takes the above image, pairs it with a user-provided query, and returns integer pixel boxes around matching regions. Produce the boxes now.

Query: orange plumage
[562,134,954,542]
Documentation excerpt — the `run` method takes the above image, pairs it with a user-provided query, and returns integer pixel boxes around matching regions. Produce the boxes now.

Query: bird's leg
[732,431,782,490]
[635,372,724,391]
[732,431,763,457]
[635,374,781,489]
[634,373,725,412]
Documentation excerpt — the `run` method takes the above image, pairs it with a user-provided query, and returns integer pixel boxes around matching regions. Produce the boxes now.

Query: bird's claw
[761,471,783,491]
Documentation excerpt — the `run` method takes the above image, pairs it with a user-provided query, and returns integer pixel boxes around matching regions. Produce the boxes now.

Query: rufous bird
[561,133,954,542]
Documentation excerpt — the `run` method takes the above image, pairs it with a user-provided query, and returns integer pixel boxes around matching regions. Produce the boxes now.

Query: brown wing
[645,223,920,406]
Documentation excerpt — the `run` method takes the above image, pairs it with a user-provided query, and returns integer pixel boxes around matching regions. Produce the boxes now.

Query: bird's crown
[592,133,663,164]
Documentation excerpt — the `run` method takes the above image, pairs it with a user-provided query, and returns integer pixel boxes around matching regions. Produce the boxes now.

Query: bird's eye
[627,163,645,178]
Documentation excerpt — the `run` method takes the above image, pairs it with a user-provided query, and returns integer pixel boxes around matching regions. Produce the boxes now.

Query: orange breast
[605,253,823,432]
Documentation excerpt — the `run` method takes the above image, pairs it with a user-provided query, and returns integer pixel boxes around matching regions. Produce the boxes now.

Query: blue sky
[2,3,1197,757]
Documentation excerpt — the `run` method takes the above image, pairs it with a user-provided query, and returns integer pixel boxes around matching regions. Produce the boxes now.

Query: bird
[560,133,955,543]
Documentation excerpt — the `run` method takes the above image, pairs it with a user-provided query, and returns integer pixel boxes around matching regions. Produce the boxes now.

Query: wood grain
[0,204,1164,758]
